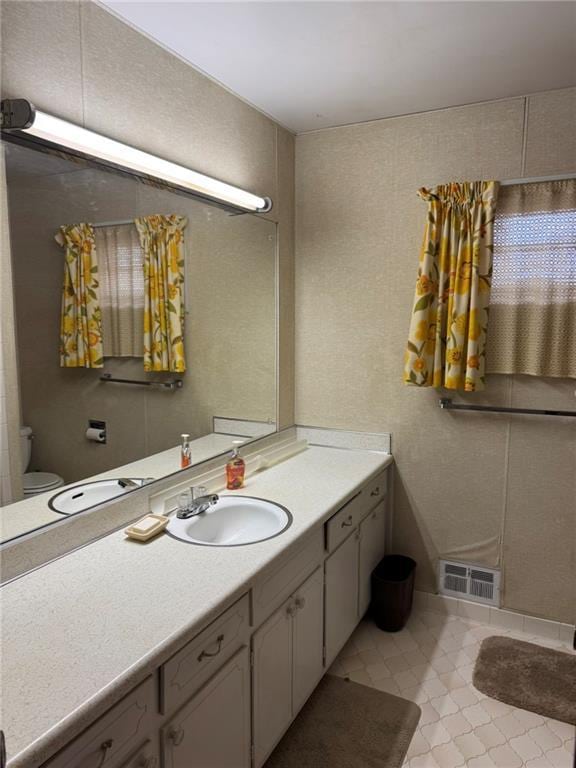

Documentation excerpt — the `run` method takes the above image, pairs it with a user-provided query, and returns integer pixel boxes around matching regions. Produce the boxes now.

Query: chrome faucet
[118,477,155,489]
[118,478,141,489]
[177,487,219,519]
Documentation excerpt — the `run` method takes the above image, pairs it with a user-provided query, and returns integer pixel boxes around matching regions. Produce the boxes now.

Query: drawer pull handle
[371,487,380,497]
[341,516,353,528]
[294,596,306,611]
[138,757,158,768]
[169,727,185,747]
[286,602,297,617]
[197,634,224,662]
[96,739,113,768]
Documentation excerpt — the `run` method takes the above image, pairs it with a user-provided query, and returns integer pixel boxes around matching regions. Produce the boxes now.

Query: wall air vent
[439,560,500,607]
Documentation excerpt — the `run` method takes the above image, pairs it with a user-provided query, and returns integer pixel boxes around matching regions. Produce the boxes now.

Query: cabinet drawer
[252,530,323,627]
[162,594,249,715]
[325,493,364,552]
[363,470,388,514]
[45,677,156,768]
[325,470,388,553]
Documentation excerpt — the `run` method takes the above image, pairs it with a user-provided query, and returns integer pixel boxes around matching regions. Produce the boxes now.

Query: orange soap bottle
[180,433,192,469]
[226,441,245,490]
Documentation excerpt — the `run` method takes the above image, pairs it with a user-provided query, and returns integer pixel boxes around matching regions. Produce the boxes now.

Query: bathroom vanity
[1,446,392,768]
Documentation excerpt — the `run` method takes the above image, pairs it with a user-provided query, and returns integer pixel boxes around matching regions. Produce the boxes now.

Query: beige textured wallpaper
[0,0,296,437]
[0,148,22,501]
[7,158,276,483]
[295,89,576,624]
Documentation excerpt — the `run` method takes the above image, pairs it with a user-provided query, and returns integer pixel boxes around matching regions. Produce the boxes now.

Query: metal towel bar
[100,374,183,390]
[439,398,576,418]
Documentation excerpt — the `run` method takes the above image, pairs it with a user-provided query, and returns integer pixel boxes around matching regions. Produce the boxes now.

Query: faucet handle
[192,485,208,500]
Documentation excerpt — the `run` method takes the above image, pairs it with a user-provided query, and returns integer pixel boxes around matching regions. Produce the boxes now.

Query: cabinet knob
[294,596,306,611]
[371,487,380,497]
[96,739,114,768]
[169,727,185,747]
[197,634,224,662]
[286,602,297,617]
[341,515,353,528]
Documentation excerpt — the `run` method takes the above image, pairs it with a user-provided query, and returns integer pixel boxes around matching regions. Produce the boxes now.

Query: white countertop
[0,446,392,768]
[0,433,236,543]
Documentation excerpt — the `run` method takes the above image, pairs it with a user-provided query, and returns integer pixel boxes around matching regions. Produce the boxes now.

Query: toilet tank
[20,426,33,471]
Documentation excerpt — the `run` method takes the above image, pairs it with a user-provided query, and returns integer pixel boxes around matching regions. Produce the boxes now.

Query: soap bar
[125,514,169,542]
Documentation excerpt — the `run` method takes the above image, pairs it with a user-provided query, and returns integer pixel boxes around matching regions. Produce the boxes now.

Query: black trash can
[371,555,417,632]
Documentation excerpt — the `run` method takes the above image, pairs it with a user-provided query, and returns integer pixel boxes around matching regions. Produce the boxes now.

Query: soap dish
[125,514,169,542]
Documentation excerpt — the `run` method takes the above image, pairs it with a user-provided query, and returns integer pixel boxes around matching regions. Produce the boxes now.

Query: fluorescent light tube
[15,107,271,212]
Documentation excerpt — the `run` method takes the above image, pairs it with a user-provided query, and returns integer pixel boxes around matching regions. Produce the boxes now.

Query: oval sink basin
[49,478,153,515]
[167,496,292,547]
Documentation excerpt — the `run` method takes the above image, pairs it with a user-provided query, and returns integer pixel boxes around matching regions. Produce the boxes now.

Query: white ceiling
[101,1,576,134]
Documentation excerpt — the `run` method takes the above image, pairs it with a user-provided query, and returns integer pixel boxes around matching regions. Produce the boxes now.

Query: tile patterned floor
[331,605,575,768]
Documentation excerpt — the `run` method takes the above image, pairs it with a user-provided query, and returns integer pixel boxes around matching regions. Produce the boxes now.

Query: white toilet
[20,426,65,497]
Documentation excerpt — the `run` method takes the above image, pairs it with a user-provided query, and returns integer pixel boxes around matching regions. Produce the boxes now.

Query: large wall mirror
[1,139,277,545]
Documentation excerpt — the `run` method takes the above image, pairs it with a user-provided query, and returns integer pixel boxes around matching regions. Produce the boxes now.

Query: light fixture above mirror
[1,98,273,214]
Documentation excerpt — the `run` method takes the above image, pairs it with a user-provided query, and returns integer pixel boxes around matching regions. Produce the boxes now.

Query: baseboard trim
[414,590,574,646]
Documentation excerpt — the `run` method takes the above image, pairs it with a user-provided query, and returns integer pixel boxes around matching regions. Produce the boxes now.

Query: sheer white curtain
[96,224,144,358]
[487,180,576,378]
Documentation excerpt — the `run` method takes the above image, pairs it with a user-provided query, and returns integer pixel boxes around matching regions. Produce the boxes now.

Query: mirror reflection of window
[1,140,277,547]
[96,224,145,359]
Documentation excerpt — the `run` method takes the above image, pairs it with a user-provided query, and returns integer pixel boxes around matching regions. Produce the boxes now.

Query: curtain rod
[500,172,576,187]
[92,219,134,229]
[100,374,183,390]
[53,218,134,245]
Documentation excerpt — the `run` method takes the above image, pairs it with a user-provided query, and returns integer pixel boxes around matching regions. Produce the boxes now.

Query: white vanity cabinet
[161,647,251,768]
[324,530,361,666]
[358,500,387,616]
[252,567,324,768]
[325,472,388,665]
[35,462,391,768]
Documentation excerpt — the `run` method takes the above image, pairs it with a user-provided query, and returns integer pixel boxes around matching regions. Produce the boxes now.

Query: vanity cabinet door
[252,601,293,768]
[324,530,360,667]
[358,500,386,617]
[118,739,159,768]
[162,648,250,768]
[292,567,324,715]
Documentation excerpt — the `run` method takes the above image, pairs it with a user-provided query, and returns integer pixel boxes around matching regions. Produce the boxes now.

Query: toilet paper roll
[85,427,106,443]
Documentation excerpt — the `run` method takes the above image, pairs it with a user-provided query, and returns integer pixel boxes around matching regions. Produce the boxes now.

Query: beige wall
[0,0,296,441]
[295,89,576,624]
[0,149,22,502]
[7,154,276,483]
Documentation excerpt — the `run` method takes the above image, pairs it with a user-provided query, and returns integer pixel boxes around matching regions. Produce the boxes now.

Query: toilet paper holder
[86,419,107,444]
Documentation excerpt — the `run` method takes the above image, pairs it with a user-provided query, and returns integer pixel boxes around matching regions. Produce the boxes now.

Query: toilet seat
[23,471,65,496]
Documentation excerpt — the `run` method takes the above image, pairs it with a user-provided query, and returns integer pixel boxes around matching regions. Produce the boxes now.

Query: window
[486,180,576,379]
[96,224,144,358]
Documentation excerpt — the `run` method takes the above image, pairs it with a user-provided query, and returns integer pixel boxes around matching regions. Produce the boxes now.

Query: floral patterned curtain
[58,223,104,368]
[134,215,187,372]
[403,181,499,392]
